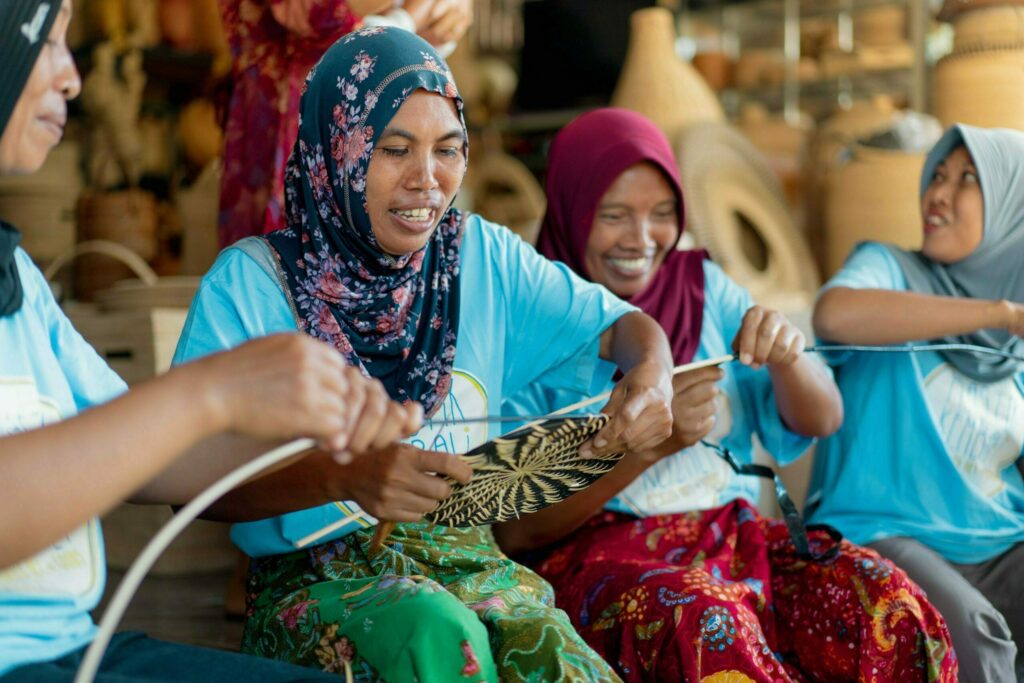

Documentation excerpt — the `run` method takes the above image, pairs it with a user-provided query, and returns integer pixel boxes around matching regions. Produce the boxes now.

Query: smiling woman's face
[0,0,80,176]
[583,162,680,298]
[363,90,467,256]
[920,145,984,264]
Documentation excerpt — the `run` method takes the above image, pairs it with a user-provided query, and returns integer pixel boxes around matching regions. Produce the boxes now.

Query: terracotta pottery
[933,48,1024,130]
[611,7,723,142]
[824,145,925,277]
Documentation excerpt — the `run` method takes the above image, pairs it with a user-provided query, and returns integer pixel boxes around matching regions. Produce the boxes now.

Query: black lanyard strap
[701,439,842,563]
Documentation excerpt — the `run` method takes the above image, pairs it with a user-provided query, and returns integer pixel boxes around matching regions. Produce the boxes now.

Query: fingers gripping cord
[72,438,363,683]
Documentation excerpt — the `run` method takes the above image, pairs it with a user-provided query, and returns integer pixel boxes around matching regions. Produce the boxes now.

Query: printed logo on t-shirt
[409,369,489,454]
[924,364,1024,497]
[0,377,103,599]
[616,392,734,516]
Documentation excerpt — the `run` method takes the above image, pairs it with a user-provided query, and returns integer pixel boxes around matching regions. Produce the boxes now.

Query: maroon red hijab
[536,107,707,365]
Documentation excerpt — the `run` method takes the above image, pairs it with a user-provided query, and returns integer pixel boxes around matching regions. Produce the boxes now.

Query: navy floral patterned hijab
[265,27,466,417]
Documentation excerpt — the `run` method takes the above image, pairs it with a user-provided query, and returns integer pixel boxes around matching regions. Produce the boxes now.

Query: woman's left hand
[732,305,805,370]
[581,361,673,458]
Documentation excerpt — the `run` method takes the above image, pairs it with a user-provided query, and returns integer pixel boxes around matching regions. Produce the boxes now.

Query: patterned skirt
[242,523,621,682]
[528,500,957,682]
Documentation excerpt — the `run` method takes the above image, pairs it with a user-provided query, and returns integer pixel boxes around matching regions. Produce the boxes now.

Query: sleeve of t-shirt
[815,241,908,362]
[704,261,812,466]
[173,247,298,365]
[18,250,127,410]
[482,219,638,399]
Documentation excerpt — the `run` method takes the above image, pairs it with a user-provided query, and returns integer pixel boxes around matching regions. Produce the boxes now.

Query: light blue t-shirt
[0,249,127,677]
[172,215,636,557]
[806,242,1024,564]
[505,260,814,516]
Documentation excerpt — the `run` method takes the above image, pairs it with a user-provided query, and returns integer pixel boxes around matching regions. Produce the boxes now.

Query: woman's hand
[732,305,805,370]
[999,299,1024,338]
[418,0,472,46]
[196,334,421,462]
[582,360,673,459]
[631,365,722,465]
[330,443,472,522]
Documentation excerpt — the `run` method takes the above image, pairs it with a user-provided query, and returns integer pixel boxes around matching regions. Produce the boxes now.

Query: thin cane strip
[295,509,369,548]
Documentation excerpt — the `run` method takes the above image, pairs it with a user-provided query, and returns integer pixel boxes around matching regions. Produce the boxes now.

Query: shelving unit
[681,0,930,121]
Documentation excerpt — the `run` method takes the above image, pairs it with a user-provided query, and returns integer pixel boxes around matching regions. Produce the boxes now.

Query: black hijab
[0,0,61,316]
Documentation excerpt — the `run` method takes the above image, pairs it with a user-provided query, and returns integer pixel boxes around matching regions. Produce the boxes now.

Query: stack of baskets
[933,2,1024,129]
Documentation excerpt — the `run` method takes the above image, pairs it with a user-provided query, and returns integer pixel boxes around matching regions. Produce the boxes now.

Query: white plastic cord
[74,437,316,683]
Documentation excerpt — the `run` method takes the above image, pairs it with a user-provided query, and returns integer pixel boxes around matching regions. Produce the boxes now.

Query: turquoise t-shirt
[504,260,814,516]
[805,242,1024,564]
[0,249,127,677]
[172,215,636,557]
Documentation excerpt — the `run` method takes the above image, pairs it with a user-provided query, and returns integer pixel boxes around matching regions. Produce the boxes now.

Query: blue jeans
[1,631,336,682]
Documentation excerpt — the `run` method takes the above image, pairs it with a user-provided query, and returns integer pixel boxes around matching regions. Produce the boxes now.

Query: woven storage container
[76,188,159,300]
[611,7,723,142]
[824,145,924,276]
[47,243,232,575]
[952,5,1024,52]
[933,48,1024,130]
[0,142,81,264]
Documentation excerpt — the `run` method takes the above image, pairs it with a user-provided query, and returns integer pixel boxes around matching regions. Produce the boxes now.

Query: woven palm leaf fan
[677,122,819,312]
[426,415,622,527]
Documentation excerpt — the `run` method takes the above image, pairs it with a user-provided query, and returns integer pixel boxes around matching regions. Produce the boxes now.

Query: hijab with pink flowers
[536,108,707,365]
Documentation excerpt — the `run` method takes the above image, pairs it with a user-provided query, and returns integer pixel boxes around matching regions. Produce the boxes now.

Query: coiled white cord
[74,437,316,683]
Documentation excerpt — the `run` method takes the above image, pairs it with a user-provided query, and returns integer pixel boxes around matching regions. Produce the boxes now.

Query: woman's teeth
[607,256,651,275]
[392,208,432,222]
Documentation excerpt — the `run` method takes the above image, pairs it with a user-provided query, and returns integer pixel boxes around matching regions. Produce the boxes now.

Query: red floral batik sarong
[530,499,957,682]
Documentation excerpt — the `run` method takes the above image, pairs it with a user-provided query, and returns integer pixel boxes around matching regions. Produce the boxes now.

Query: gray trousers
[869,537,1024,683]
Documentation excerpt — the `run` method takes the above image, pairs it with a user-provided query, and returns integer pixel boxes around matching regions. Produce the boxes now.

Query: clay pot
[824,145,924,276]
[611,7,723,142]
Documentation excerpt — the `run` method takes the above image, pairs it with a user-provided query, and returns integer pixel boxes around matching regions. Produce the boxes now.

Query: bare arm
[0,334,417,569]
[494,311,675,554]
[0,360,225,568]
[732,306,843,437]
[813,287,1022,346]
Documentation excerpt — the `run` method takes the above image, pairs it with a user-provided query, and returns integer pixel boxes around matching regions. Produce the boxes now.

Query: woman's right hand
[194,334,421,461]
[330,443,472,522]
[630,365,722,466]
[1000,300,1024,338]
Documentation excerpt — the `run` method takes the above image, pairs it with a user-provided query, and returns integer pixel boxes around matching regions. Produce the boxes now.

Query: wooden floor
[95,570,243,653]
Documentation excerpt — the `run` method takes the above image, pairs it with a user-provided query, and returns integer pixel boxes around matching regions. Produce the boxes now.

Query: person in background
[0,1,420,680]
[218,0,472,247]
[175,27,677,682]
[497,108,957,682]
[810,123,1024,683]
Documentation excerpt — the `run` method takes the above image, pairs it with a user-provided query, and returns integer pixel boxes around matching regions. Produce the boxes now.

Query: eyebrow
[379,127,465,144]
[598,199,676,210]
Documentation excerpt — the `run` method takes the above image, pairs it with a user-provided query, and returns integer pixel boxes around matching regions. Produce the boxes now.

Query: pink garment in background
[218,0,360,247]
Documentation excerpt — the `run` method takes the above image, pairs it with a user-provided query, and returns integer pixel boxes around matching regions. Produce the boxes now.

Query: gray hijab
[885,124,1024,383]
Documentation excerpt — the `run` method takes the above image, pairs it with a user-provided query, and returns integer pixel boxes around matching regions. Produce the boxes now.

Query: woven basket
[824,145,924,276]
[0,142,82,264]
[933,48,1024,130]
[611,7,723,141]
[952,6,1024,52]
[75,187,159,301]
[939,0,1024,22]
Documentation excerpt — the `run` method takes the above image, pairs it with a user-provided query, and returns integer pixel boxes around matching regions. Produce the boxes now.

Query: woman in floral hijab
[175,27,679,681]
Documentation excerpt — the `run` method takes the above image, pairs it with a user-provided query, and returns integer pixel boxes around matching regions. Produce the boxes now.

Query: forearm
[769,356,843,437]
[198,451,340,522]
[0,364,223,568]
[601,311,673,372]
[494,457,648,555]
[813,287,1010,345]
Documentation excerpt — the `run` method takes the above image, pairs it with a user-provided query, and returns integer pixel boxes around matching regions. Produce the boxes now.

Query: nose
[621,214,658,251]
[405,149,439,192]
[55,45,81,100]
